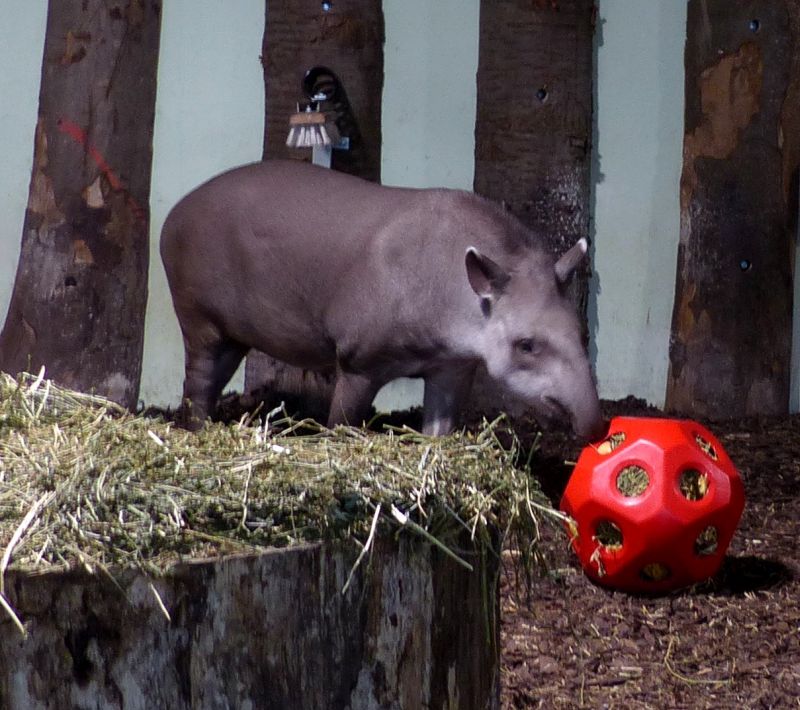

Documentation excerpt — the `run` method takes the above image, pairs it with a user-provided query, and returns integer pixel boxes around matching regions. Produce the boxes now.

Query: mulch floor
[219,390,799,707]
[497,400,800,709]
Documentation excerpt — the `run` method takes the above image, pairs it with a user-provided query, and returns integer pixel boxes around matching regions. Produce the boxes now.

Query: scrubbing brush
[286,103,331,148]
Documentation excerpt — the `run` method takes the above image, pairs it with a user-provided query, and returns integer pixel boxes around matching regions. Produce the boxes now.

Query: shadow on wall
[791,170,800,411]
[587,11,605,371]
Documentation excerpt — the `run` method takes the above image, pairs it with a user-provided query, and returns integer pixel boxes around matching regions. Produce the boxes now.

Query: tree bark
[1,538,499,709]
[261,0,383,179]
[0,0,161,409]
[245,0,384,414]
[470,0,595,416]
[474,0,595,320]
[666,0,800,417]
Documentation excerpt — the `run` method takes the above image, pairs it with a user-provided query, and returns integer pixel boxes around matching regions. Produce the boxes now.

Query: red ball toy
[560,417,745,593]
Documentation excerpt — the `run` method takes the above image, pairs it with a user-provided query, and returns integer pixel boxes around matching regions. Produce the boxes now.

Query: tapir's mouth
[539,396,605,442]
[532,397,572,435]
[541,396,569,424]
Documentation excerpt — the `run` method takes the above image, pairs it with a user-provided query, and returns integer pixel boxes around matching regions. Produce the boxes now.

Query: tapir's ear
[554,238,588,285]
[465,247,511,300]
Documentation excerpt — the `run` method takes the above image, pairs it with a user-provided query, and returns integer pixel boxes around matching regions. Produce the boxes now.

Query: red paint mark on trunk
[57,117,146,224]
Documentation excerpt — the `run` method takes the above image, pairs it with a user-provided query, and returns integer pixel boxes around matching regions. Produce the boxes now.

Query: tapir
[160,159,604,439]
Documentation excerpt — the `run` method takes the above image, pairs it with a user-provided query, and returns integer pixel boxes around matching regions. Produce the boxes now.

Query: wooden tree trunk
[245,0,384,415]
[474,0,595,317]
[0,1,161,409]
[470,0,595,415]
[666,0,800,418]
[260,0,383,180]
[0,538,499,709]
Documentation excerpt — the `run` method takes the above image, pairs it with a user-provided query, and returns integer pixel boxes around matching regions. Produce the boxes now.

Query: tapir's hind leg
[327,369,380,429]
[421,366,475,436]
[179,335,248,430]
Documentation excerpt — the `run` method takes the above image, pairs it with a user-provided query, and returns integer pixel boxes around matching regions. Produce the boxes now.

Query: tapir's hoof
[176,405,205,431]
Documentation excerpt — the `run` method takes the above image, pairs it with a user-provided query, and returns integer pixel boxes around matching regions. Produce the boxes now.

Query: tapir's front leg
[421,365,476,436]
[327,369,380,429]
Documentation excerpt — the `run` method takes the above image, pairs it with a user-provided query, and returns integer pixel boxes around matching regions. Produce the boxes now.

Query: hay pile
[0,371,556,590]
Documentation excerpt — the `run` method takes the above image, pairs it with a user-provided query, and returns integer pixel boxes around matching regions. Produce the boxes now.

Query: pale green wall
[140,0,265,407]
[381,0,479,191]
[0,2,47,330]
[589,0,687,406]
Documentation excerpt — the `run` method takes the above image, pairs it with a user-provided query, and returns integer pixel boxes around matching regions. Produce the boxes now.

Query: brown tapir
[160,159,604,439]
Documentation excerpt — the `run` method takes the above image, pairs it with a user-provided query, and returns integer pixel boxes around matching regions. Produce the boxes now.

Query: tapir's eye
[516,338,537,354]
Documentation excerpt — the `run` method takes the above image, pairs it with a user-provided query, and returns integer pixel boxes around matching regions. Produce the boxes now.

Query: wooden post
[471,0,595,415]
[1,538,499,709]
[666,0,800,417]
[244,0,384,416]
[474,0,595,320]
[0,1,162,409]
[260,0,383,180]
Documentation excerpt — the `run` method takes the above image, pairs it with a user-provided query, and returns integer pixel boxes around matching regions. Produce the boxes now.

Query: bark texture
[260,0,383,179]
[0,0,161,408]
[245,0,384,411]
[0,538,499,710]
[470,0,595,416]
[666,0,800,417]
[474,0,595,321]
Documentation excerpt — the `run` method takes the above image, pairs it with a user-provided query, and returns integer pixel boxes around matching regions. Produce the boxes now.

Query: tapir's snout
[542,371,605,443]
[570,393,606,443]
[575,410,607,443]
[538,358,605,443]
[539,389,605,443]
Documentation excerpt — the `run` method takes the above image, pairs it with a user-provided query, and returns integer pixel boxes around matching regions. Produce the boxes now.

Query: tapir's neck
[437,295,499,366]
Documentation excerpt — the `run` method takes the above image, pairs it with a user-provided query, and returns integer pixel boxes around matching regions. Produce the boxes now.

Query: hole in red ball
[679,468,709,500]
[694,526,719,556]
[594,519,623,550]
[694,433,718,460]
[640,562,671,582]
[596,431,626,455]
[616,465,649,497]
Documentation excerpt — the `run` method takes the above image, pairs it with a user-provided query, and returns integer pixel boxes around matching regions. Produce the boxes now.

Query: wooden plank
[0,0,161,409]
[245,0,384,413]
[474,0,595,321]
[666,0,800,417]
[1,538,499,708]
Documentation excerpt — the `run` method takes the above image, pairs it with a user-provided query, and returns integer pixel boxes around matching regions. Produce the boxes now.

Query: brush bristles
[286,123,332,148]
[286,110,332,149]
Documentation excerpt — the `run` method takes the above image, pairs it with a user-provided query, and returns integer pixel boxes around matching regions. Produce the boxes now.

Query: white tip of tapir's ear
[465,246,511,299]
[555,238,589,285]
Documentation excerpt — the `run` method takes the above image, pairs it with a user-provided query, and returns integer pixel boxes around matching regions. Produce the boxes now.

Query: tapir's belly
[228,299,437,381]
[253,337,335,373]
[228,308,339,374]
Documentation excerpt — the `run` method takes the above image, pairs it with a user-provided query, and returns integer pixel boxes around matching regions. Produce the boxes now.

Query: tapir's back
[161,160,527,327]
[161,160,453,363]
[162,161,424,308]
[163,160,416,255]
